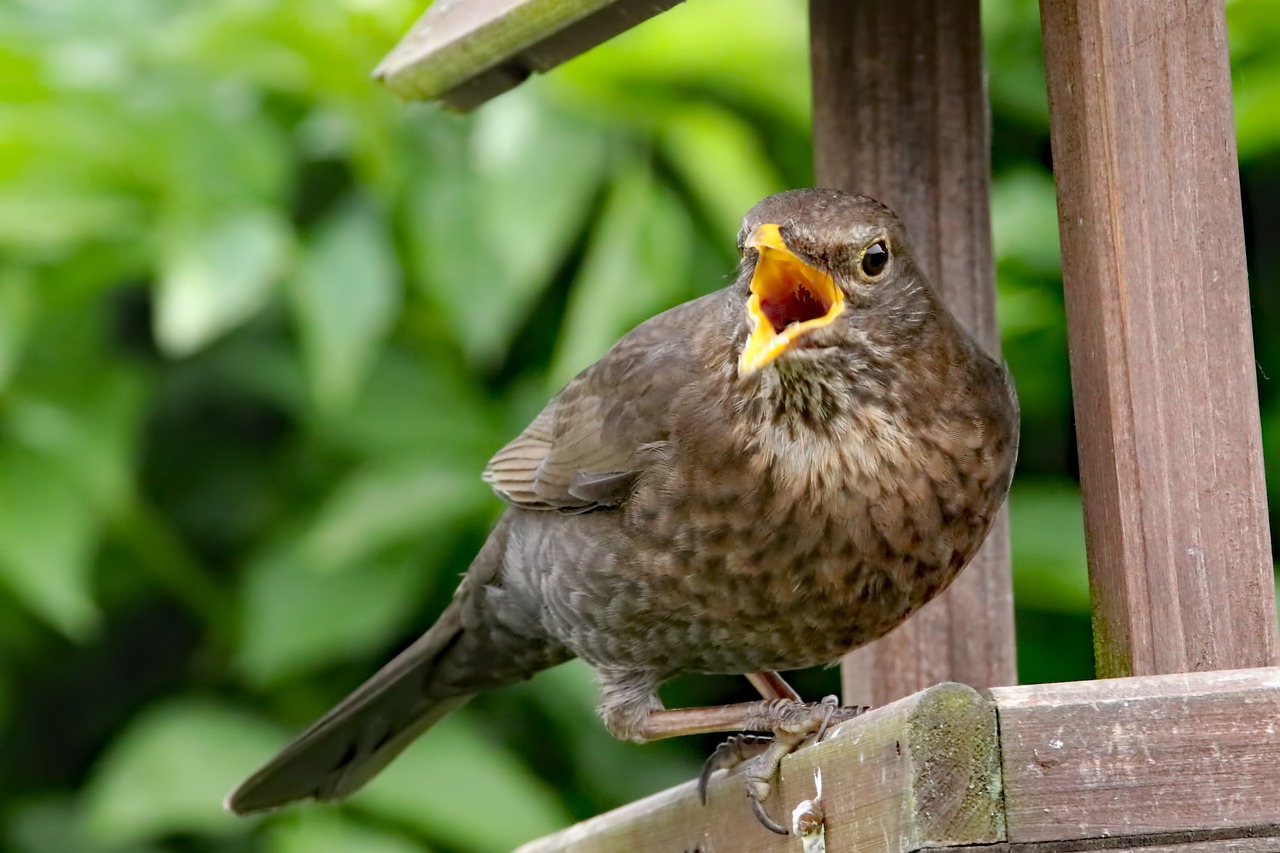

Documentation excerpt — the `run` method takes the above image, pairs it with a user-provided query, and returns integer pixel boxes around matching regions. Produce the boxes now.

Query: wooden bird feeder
[376,2,1280,850]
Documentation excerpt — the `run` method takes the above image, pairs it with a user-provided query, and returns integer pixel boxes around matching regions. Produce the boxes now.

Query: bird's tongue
[760,280,828,335]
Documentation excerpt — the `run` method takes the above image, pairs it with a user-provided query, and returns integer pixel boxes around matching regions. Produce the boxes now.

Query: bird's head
[733,189,930,378]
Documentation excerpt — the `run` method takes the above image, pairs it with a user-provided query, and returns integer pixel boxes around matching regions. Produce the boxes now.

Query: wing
[484,294,722,512]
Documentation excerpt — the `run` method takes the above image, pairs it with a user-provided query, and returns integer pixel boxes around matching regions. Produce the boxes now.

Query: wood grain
[992,667,1280,844]
[514,683,1003,853]
[944,835,1280,852]
[810,0,1017,708]
[1038,0,1277,676]
[374,0,681,107]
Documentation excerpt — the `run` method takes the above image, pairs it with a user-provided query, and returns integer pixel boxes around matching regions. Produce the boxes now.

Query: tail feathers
[225,610,470,815]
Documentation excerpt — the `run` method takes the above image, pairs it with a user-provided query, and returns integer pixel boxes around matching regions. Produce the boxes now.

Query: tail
[225,604,472,815]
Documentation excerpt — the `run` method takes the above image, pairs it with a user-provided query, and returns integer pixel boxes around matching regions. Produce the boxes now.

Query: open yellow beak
[738,223,845,376]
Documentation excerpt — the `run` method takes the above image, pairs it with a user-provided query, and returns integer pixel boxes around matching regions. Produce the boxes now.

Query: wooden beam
[993,668,1280,844]
[374,0,681,108]
[810,0,1017,708]
[1038,0,1278,677]
[513,683,1003,853]
[962,836,1280,852]
[517,669,1280,852]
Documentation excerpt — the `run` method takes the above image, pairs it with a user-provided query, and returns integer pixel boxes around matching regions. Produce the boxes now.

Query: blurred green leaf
[992,168,1062,279]
[0,444,99,638]
[84,699,283,844]
[551,171,693,384]
[289,199,401,412]
[1235,73,1280,160]
[5,796,162,853]
[1009,479,1091,613]
[237,548,432,686]
[0,183,140,252]
[5,370,144,513]
[982,0,1050,128]
[156,208,293,357]
[355,712,571,852]
[269,811,427,853]
[659,104,784,238]
[0,267,33,391]
[556,0,810,129]
[411,89,605,366]
[319,350,502,461]
[303,460,493,572]
[1228,0,1280,160]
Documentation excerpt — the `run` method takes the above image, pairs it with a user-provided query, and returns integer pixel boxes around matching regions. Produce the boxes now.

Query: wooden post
[1039,0,1278,677]
[810,0,1017,707]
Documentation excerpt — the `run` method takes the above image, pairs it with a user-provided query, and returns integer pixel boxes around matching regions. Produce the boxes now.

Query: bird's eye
[860,240,889,278]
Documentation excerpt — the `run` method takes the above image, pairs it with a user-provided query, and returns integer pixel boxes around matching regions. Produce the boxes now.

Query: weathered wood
[992,667,1280,845]
[966,834,1280,852]
[374,0,681,108]
[514,683,1003,853]
[1010,833,1280,853]
[1038,0,1277,676]
[810,0,1016,709]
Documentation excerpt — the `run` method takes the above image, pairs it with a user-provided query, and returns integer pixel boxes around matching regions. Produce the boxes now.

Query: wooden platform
[517,669,1280,852]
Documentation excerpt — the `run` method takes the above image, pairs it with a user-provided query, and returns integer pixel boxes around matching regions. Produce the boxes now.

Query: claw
[697,697,869,834]
[813,695,838,743]
[812,694,868,742]
[749,790,789,835]
[698,734,771,804]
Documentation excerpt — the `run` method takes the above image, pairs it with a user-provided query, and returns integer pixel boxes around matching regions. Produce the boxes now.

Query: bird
[226,188,1019,833]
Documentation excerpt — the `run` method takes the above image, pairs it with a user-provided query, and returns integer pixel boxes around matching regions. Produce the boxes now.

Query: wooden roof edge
[374,0,684,110]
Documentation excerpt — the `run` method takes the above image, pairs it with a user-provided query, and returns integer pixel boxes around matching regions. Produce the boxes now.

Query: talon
[814,698,869,743]
[698,734,772,804]
[696,697,871,833]
[813,695,838,742]
[749,790,789,835]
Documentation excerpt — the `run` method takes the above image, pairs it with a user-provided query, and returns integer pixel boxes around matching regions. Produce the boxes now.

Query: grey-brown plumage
[226,188,1018,817]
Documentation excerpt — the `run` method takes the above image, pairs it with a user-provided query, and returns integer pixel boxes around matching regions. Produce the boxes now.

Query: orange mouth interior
[738,224,844,375]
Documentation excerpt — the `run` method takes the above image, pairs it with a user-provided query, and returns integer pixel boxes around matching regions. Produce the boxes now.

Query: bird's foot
[697,734,772,804]
[699,695,868,834]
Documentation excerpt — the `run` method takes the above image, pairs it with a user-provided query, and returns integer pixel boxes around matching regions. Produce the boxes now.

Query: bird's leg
[646,695,865,833]
[746,670,801,702]
[601,688,864,833]
[694,672,800,810]
[697,671,824,811]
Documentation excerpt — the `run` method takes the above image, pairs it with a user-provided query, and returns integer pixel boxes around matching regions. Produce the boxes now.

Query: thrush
[226,188,1019,833]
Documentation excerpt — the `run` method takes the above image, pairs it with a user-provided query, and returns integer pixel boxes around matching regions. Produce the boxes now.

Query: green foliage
[1,0,1277,851]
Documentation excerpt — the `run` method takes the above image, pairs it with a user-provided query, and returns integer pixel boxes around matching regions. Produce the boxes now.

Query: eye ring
[859,239,890,279]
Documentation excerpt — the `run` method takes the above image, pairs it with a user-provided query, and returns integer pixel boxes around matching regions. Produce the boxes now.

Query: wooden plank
[991,667,1280,844]
[1010,833,1280,852]
[978,835,1280,852]
[1080,835,1280,850]
[374,0,681,108]
[810,0,1017,708]
[514,683,1003,853]
[1038,0,1278,676]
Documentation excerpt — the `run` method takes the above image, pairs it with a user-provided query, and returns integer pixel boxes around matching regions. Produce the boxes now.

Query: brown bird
[226,188,1019,833]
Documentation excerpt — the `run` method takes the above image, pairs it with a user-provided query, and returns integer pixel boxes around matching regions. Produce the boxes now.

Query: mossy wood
[517,669,1280,852]
[374,0,681,108]
[515,682,1003,853]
